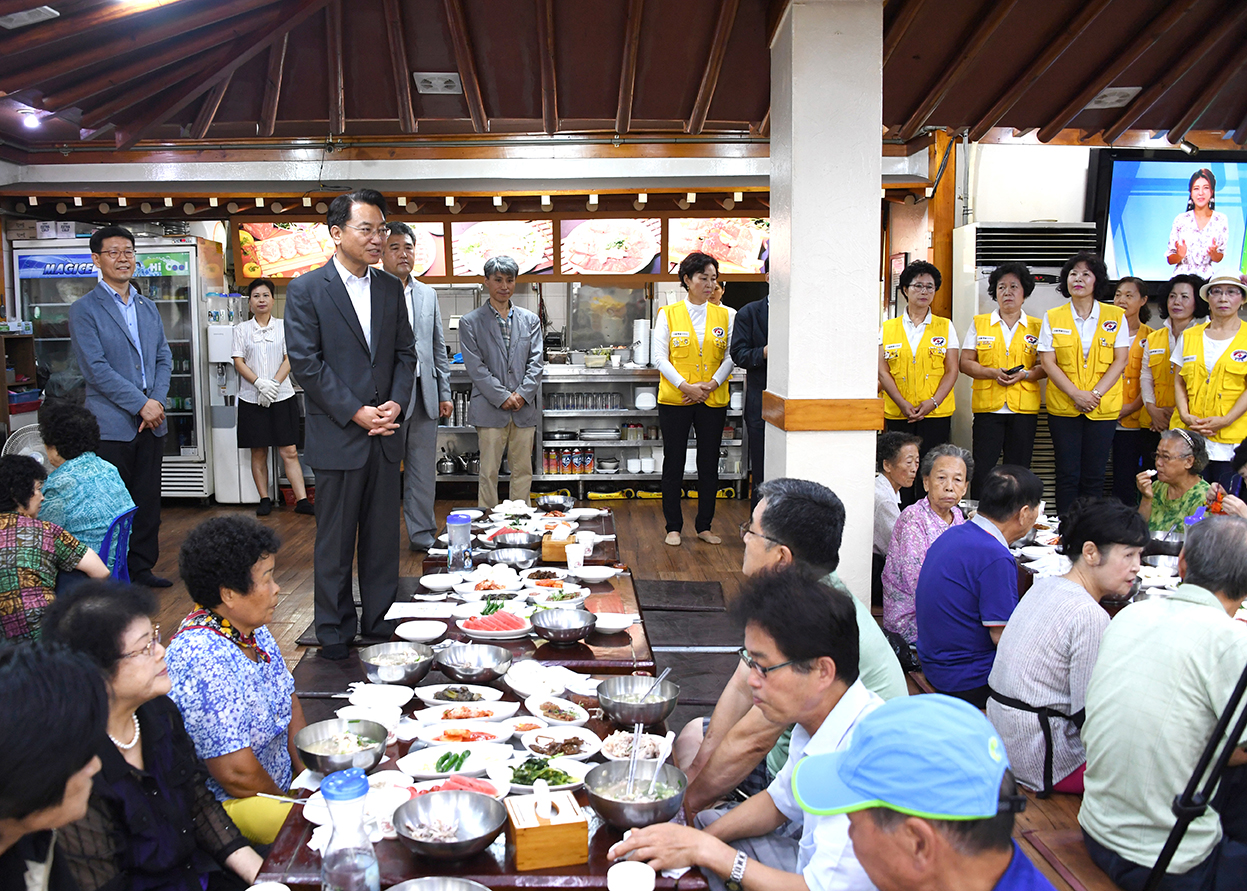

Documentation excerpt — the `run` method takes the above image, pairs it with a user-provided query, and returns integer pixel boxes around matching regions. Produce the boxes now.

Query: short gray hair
[1183,516,1247,601]
[1161,429,1209,474]
[483,255,519,279]
[920,443,973,481]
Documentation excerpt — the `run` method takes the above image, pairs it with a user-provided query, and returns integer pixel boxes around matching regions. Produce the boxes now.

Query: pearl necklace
[108,714,141,751]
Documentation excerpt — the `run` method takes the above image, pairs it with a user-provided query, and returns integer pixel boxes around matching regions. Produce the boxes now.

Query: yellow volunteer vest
[1146,325,1179,411]
[1173,321,1247,445]
[1120,324,1154,430]
[969,312,1042,414]
[881,314,955,419]
[1044,302,1126,421]
[657,301,731,408]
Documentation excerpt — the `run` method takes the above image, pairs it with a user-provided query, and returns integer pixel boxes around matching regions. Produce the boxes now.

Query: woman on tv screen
[1166,168,1228,278]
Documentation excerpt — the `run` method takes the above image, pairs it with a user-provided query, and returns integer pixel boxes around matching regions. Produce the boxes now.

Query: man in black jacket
[730,294,768,505]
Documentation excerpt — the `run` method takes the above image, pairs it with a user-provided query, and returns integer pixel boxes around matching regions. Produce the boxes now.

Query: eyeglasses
[97,248,136,260]
[120,624,161,660]
[908,283,937,293]
[1208,287,1243,299]
[738,647,799,678]
[1154,450,1192,463]
[739,520,784,547]
[342,224,388,240]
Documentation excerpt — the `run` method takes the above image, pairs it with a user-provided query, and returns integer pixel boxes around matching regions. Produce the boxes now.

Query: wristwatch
[725,851,748,891]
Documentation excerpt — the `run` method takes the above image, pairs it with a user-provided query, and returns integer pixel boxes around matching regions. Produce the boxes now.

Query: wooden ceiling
[0,0,1246,161]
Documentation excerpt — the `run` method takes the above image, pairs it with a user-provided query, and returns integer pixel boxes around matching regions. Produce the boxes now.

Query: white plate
[453,581,525,598]
[415,721,514,746]
[595,468,620,474]
[348,684,414,709]
[520,726,602,761]
[448,509,484,521]
[591,613,635,634]
[409,776,508,801]
[524,694,589,727]
[520,567,569,582]
[1020,545,1056,560]
[303,785,414,832]
[414,683,505,707]
[523,577,583,593]
[529,593,588,611]
[396,743,515,779]
[413,591,449,602]
[569,566,620,583]
[536,519,578,534]
[502,715,549,735]
[451,601,536,620]
[564,507,606,520]
[394,603,455,619]
[1139,575,1181,589]
[419,573,463,592]
[396,620,448,643]
[414,701,521,723]
[600,730,665,761]
[457,616,534,640]
[502,756,593,793]
[505,662,565,699]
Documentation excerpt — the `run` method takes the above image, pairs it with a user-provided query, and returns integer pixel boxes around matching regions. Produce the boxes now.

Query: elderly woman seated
[165,516,306,846]
[0,454,109,641]
[882,443,972,645]
[37,402,135,557]
[1136,428,1211,532]
[45,581,263,890]
[873,431,921,606]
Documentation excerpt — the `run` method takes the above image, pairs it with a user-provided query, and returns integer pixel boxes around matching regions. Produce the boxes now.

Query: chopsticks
[257,793,306,805]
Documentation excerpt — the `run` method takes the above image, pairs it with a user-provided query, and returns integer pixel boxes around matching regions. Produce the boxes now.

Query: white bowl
[520,726,602,761]
[635,394,657,410]
[569,565,620,583]
[524,694,589,727]
[420,573,463,592]
[396,620,448,643]
[415,721,514,747]
[449,508,485,521]
[414,683,504,708]
[348,683,414,709]
[591,613,634,634]
[414,701,521,724]
[528,591,588,611]
[505,661,565,699]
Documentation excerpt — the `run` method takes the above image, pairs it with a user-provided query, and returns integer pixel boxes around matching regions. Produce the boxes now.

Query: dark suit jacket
[730,296,768,424]
[285,260,417,470]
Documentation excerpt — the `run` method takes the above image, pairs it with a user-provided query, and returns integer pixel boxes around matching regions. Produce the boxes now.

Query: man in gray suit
[68,225,173,587]
[459,256,543,508]
[286,190,417,659]
[382,221,452,551]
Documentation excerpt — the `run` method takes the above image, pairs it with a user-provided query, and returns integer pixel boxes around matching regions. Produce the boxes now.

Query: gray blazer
[403,278,451,420]
[68,281,172,441]
[459,302,543,428]
[285,260,417,470]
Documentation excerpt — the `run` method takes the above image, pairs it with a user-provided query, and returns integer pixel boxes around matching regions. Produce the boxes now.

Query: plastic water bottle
[320,769,379,891]
[447,512,473,572]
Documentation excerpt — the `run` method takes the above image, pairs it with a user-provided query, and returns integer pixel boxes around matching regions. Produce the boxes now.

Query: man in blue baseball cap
[792,695,1055,891]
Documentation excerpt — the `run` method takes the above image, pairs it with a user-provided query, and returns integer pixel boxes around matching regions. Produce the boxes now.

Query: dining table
[421,509,622,568]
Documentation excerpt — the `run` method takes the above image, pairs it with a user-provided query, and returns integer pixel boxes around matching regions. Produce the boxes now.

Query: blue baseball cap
[792,695,1011,820]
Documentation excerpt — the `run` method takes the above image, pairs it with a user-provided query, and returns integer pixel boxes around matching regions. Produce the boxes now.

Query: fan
[2,423,49,467]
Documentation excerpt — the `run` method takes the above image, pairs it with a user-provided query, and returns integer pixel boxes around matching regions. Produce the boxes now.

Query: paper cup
[565,543,588,571]
[608,861,655,891]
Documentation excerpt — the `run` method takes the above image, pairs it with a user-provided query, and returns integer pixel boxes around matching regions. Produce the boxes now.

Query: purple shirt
[882,498,965,644]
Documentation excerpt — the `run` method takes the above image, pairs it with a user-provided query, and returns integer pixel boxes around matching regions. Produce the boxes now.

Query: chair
[99,507,138,582]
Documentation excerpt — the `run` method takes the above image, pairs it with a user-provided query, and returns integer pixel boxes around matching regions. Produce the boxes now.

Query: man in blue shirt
[793,695,1057,891]
[915,465,1042,707]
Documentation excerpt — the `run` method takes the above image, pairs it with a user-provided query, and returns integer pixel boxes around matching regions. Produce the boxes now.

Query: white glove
[256,392,273,409]
[254,378,280,401]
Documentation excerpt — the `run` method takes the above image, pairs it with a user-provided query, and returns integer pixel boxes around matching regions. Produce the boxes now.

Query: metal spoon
[639,667,672,702]
[646,730,677,797]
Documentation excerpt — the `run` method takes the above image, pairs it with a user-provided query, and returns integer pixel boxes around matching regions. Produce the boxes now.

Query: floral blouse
[1167,210,1229,278]
[1147,478,1211,533]
[0,513,87,641]
[882,498,966,644]
[165,623,294,801]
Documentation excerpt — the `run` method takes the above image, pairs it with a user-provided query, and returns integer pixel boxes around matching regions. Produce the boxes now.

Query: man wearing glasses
[69,225,173,588]
[611,568,881,891]
[286,190,417,660]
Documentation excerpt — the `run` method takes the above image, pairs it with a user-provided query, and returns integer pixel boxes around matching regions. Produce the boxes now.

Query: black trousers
[885,415,951,506]
[658,402,727,534]
[96,430,163,577]
[310,436,401,646]
[970,412,1039,498]
[745,417,765,507]
[1047,414,1116,516]
[1112,428,1160,505]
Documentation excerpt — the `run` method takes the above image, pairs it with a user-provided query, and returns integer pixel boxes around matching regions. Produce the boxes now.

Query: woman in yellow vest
[960,262,1045,498]
[1141,274,1207,462]
[1172,274,1247,485]
[1037,252,1131,515]
[653,252,734,547]
[1110,276,1154,505]
[878,260,959,504]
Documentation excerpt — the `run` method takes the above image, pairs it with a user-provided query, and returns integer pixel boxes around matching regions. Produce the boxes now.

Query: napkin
[385,602,442,620]
[550,523,574,542]
[291,769,322,792]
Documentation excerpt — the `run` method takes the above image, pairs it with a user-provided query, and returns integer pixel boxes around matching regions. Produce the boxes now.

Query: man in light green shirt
[675,478,907,815]
[1080,516,1247,891]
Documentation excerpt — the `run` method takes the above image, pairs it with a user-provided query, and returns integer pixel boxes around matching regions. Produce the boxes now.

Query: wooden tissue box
[541,532,572,563]
[505,789,588,871]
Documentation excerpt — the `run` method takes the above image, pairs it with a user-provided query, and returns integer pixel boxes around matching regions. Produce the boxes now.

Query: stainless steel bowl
[358,642,435,685]
[437,643,513,683]
[491,532,544,549]
[530,608,596,646]
[585,760,687,830]
[537,494,576,512]
[394,791,507,861]
[489,547,540,569]
[597,675,680,726]
[1145,554,1181,573]
[389,879,492,891]
[293,718,387,775]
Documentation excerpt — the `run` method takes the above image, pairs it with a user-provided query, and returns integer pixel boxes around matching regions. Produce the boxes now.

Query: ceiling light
[27,196,37,206]
[413,72,463,95]
[19,110,39,129]
[315,202,328,214]
[493,196,508,212]
[303,196,313,207]
[1179,140,1198,156]
[636,192,647,204]
[397,196,407,207]
[118,196,127,207]
[733,191,743,202]
[226,201,240,213]
[254,197,264,207]
[540,195,552,211]
[687,192,697,204]
[445,196,455,207]
[74,197,83,207]
[209,197,218,208]
[164,197,173,207]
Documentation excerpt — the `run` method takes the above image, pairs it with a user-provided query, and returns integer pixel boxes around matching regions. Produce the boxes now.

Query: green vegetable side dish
[510,756,575,787]
[435,749,471,773]
[481,600,503,616]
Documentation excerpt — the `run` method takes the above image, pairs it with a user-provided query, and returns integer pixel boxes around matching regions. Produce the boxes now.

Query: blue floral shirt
[39,452,135,555]
[165,624,294,801]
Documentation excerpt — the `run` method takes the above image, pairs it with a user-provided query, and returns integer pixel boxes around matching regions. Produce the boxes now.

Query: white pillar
[767,0,883,598]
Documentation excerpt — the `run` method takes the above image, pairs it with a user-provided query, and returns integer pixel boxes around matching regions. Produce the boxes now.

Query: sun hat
[1199,274,1247,301]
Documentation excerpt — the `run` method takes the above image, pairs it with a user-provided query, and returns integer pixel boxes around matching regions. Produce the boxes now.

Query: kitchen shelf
[541,439,744,448]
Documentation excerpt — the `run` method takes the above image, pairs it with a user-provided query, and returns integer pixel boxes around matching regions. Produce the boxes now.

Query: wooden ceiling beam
[765,0,791,47]
[112,0,335,151]
[615,0,644,134]
[381,0,417,134]
[189,73,232,140]
[1,0,284,93]
[1102,5,1247,145]
[535,0,558,136]
[756,106,770,138]
[1035,0,1202,144]
[326,1,345,134]
[896,0,1018,142]
[1167,46,1247,144]
[1232,102,1247,146]
[882,0,929,69]
[0,0,187,56]
[258,33,288,138]
[443,0,487,133]
[687,0,740,135]
[967,0,1112,142]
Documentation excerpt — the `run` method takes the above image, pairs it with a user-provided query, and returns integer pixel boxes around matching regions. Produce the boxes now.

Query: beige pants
[476,420,536,508]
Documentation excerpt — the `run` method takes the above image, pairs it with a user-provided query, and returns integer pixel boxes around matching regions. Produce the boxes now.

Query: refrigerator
[12,236,225,498]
